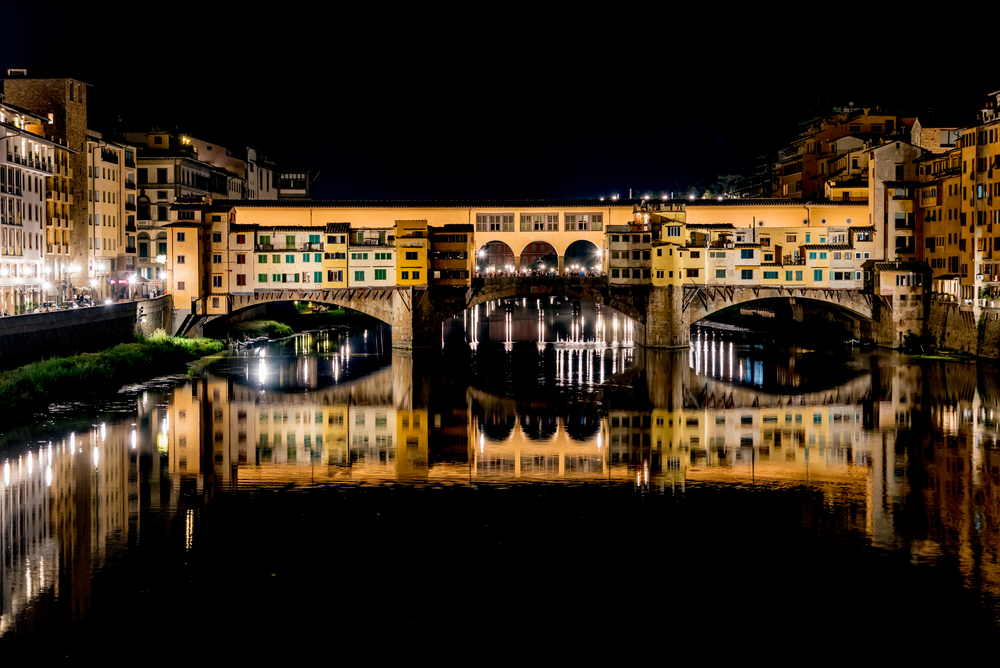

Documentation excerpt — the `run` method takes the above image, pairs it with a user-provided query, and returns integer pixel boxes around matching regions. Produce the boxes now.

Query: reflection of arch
[518,241,557,270]
[479,412,515,441]
[477,241,515,271]
[564,240,601,272]
[519,414,558,441]
[563,411,601,441]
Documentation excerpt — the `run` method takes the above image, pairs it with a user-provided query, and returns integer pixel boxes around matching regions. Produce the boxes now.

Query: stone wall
[926,302,1000,357]
[0,295,171,369]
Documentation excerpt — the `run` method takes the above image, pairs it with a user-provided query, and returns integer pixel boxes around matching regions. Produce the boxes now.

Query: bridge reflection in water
[4,338,1000,638]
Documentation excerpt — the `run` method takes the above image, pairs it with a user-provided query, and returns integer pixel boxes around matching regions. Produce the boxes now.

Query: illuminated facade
[0,99,61,311]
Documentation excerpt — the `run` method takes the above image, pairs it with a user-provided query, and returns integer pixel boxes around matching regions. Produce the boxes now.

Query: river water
[2,298,1000,658]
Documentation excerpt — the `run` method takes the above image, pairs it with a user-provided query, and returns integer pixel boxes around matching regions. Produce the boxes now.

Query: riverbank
[0,331,225,412]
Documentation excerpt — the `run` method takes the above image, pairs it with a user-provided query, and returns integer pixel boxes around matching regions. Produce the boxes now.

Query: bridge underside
[183,282,896,349]
[682,285,894,345]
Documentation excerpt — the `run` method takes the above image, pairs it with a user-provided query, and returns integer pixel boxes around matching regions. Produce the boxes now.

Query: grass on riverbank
[0,330,225,412]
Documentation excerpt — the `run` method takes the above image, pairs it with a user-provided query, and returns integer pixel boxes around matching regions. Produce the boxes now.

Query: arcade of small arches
[475,239,604,276]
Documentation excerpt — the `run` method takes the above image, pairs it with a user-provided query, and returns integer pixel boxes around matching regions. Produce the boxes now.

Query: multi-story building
[349,227,395,287]
[394,220,429,286]
[771,106,912,200]
[866,140,924,263]
[85,130,138,300]
[126,130,231,282]
[2,72,90,303]
[0,97,65,311]
[428,224,472,285]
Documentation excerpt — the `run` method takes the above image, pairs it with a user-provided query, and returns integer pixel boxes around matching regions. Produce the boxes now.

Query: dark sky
[0,3,984,200]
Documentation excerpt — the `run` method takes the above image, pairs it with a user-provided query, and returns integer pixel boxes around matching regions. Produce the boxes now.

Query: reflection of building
[0,424,130,635]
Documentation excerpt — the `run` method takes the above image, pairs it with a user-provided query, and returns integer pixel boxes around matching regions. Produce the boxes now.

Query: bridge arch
[564,240,602,274]
[476,241,516,273]
[518,241,558,272]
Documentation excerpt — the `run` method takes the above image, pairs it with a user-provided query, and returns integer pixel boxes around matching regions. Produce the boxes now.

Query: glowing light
[92,446,99,469]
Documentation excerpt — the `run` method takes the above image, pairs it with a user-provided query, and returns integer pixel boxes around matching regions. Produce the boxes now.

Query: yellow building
[321,222,348,289]
[394,219,429,286]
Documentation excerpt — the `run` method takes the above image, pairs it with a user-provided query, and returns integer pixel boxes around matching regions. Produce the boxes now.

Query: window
[401,271,409,280]
[236,274,246,286]
[303,254,310,262]
[354,271,364,281]
[685,268,699,278]
[740,249,753,259]
[259,255,267,263]
[212,232,222,243]
[809,252,817,260]
[213,254,222,264]
[273,254,281,263]
[814,269,823,281]
[156,168,167,183]
[763,271,778,279]
[212,276,222,288]
[413,271,419,280]
[405,251,418,260]
[258,274,267,283]
[715,269,726,278]
[236,234,246,244]
[785,271,793,281]
[177,255,185,264]
[795,271,802,281]
[272,273,281,282]
[237,254,246,264]
[285,254,294,263]
[177,281,185,291]
[374,269,387,280]
[177,232,186,242]
[314,271,322,283]
[741,269,753,280]
[314,253,322,262]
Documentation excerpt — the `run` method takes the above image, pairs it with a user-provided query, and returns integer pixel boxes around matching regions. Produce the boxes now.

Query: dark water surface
[2,300,1000,658]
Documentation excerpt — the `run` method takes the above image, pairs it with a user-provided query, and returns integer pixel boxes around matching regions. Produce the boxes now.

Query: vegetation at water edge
[0,330,225,412]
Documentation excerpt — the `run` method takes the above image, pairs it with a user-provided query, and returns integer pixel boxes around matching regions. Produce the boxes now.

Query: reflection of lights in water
[258,359,267,385]
[143,391,148,407]
[92,446,99,469]
[597,432,602,451]
[27,450,32,477]
[70,431,75,454]
[131,429,137,449]
[599,349,605,384]
[332,356,339,382]
[100,422,106,442]
[3,460,8,486]
[729,341,733,380]
[45,465,52,487]
[48,443,53,465]
[185,509,194,550]
[480,433,484,454]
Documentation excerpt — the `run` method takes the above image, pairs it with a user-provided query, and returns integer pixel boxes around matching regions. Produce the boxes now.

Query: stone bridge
[183,279,897,349]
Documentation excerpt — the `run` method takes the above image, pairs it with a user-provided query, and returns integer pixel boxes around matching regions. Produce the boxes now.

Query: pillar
[514,255,521,273]
[557,255,564,274]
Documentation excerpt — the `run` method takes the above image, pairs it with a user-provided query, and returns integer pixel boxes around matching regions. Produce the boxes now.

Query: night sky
[0,3,984,200]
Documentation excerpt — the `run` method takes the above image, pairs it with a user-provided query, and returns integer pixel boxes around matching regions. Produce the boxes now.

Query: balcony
[125,202,136,211]
[126,246,136,255]
[101,149,119,164]
[256,244,274,251]
[124,157,135,168]
[125,181,135,190]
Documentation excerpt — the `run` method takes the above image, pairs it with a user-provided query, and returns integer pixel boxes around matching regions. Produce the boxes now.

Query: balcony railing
[101,149,119,164]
